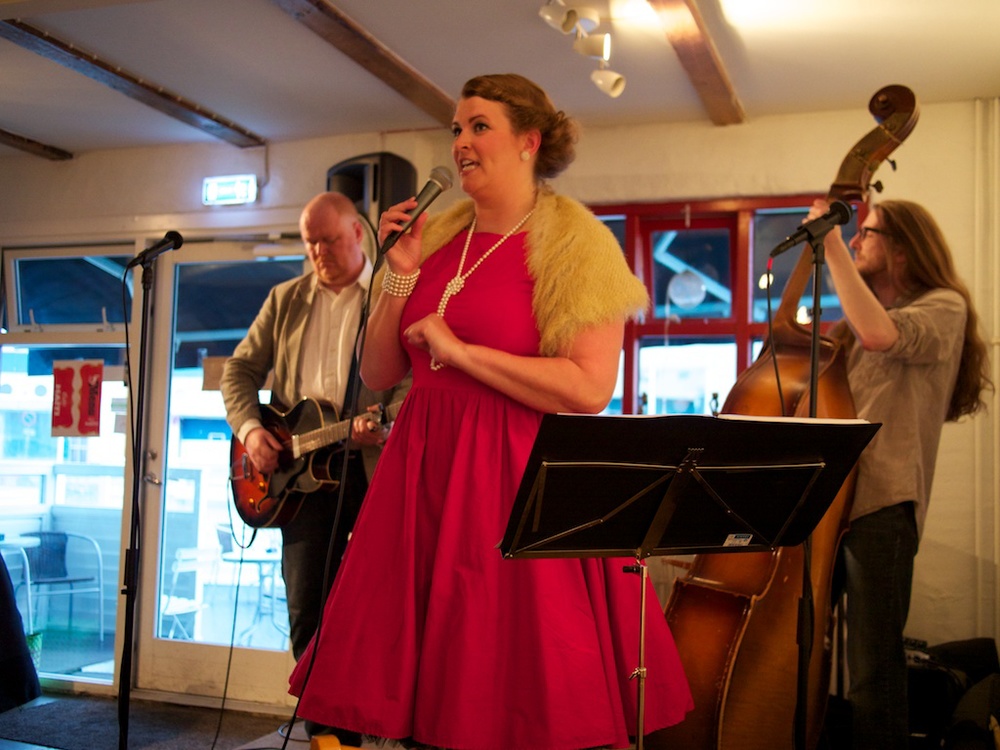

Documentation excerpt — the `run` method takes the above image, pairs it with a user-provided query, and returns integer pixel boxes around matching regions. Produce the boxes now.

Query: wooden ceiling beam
[272,0,455,126]
[0,125,74,160]
[648,0,745,126]
[0,1,157,13]
[0,19,267,148]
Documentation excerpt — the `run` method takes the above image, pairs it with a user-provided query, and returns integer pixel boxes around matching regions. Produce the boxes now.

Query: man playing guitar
[220,192,410,741]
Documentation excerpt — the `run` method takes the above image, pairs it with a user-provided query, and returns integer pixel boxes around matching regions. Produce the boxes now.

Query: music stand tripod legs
[624,560,650,750]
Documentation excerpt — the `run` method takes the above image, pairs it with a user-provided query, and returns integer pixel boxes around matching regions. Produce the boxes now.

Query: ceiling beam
[272,0,455,126]
[648,0,745,126]
[0,125,73,160]
[0,1,157,13]
[0,19,267,147]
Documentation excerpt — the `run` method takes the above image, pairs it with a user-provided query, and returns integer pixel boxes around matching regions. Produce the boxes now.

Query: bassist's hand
[244,426,283,474]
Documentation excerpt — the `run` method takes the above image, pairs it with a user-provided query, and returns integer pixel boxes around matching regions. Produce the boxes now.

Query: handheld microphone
[770,201,852,258]
[127,230,184,268]
[380,166,453,255]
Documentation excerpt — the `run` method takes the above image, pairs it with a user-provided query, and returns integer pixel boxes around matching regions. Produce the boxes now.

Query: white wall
[1,98,997,649]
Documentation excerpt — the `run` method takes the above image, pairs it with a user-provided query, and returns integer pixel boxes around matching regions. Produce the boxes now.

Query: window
[3,246,133,334]
[650,222,733,321]
[752,208,855,325]
[594,195,858,415]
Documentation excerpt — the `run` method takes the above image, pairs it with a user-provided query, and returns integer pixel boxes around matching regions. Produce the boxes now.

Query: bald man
[222,192,410,671]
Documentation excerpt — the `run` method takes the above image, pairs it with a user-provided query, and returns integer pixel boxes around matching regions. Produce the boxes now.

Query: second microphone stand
[793,231,829,750]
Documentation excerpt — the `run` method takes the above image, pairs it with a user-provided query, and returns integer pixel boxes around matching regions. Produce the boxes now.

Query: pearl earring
[520,150,530,161]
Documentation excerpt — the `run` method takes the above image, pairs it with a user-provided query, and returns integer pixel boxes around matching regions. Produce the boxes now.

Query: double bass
[649,85,919,750]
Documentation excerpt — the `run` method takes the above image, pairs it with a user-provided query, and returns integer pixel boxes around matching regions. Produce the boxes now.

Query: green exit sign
[202,174,258,206]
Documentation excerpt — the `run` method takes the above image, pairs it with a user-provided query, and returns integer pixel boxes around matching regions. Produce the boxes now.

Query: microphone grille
[165,230,184,249]
[429,166,454,191]
[831,200,852,225]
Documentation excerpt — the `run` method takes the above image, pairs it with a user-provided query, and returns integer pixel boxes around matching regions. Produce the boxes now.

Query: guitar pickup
[231,454,253,481]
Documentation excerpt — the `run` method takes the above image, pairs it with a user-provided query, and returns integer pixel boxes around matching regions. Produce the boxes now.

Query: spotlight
[538,0,575,33]
[539,2,600,35]
[591,66,626,98]
[571,6,600,34]
[573,31,611,61]
[540,1,621,99]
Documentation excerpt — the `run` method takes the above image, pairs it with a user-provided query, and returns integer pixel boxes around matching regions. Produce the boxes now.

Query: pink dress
[290,230,693,750]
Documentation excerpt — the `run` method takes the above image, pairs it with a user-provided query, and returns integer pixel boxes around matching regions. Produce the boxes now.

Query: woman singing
[290,73,693,750]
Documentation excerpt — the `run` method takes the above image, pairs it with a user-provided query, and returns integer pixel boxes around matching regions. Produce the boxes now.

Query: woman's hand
[378,198,428,275]
[406,318,624,415]
[403,313,463,368]
[363,199,428,391]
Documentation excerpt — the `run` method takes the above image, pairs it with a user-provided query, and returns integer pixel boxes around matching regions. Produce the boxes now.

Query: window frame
[2,243,134,344]
[592,193,840,415]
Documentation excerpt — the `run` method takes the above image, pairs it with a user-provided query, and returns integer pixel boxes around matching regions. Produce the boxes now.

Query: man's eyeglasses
[858,226,891,240]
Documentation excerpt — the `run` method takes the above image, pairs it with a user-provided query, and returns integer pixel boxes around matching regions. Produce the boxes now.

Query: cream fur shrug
[377,187,649,357]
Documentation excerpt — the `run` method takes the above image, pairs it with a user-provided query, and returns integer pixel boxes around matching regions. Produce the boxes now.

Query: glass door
[1,246,133,686]
[134,239,307,705]
[0,343,127,682]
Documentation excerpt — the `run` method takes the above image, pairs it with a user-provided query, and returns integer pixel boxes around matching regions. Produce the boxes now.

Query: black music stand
[500,412,879,750]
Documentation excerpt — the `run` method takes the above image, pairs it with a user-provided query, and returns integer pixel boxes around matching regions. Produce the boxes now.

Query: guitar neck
[291,401,403,458]
[293,420,351,457]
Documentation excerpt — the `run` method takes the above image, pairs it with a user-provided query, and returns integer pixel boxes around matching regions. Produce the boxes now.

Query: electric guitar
[229,398,402,528]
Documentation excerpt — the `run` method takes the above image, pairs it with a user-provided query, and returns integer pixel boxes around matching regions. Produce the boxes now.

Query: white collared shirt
[297,256,373,413]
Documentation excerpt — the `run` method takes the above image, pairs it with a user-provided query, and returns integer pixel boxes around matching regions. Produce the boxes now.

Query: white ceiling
[2,0,999,161]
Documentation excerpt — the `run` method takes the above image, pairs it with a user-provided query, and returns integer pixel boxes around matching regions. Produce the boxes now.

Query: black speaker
[326,152,417,227]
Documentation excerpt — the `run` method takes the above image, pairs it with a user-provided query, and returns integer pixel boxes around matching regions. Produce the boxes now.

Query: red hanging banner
[51,359,103,437]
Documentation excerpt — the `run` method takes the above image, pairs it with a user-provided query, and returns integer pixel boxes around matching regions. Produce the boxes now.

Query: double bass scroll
[829,84,919,204]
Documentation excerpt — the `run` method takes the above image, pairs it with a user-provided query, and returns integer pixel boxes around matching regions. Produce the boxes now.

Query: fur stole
[394,187,649,357]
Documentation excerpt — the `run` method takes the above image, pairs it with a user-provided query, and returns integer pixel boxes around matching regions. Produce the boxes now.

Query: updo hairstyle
[460,73,579,180]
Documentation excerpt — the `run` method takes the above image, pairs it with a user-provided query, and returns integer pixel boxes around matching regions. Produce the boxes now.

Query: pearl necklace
[429,209,534,370]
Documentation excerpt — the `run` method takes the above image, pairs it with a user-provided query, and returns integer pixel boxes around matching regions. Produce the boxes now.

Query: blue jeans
[843,502,918,750]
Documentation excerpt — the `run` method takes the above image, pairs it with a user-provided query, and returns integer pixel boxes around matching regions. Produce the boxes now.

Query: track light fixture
[538,1,600,35]
[571,6,600,34]
[539,1,626,98]
[538,0,575,33]
[573,31,611,61]
[592,62,626,98]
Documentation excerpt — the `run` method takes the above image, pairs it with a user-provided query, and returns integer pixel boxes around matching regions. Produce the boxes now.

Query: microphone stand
[118,255,160,750]
[792,232,828,750]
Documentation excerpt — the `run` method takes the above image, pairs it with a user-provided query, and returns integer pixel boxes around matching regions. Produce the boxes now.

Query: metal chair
[215,525,289,642]
[159,547,215,640]
[17,531,104,643]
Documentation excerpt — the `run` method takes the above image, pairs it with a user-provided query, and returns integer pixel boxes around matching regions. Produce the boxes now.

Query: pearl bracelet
[382,267,421,297]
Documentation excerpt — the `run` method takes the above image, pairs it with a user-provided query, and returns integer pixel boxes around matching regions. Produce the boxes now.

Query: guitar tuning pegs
[887,158,898,171]
[870,180,884,193]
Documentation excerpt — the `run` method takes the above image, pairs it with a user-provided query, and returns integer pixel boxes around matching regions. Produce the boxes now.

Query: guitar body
[230,399,341,528]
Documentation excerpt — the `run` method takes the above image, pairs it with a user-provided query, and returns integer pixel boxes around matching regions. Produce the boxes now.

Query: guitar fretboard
[290,402,402,458]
